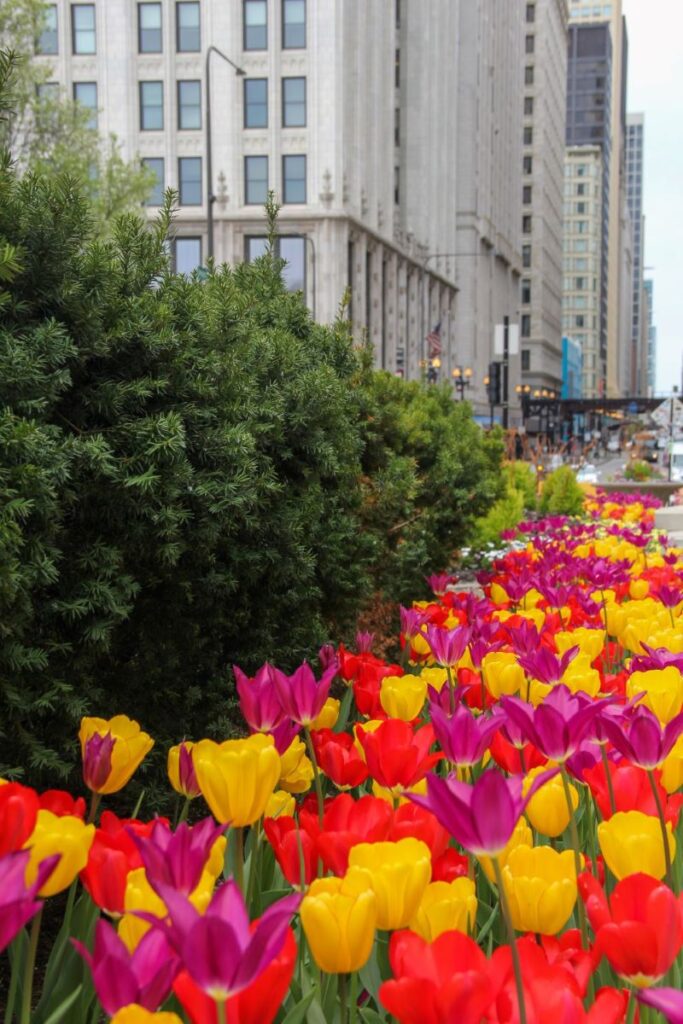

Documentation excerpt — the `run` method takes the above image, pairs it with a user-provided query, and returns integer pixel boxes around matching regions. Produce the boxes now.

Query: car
[576,464,599,484]
[607,438,620,453]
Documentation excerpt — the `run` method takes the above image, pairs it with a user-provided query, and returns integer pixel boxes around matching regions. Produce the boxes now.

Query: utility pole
[502,315,509,429]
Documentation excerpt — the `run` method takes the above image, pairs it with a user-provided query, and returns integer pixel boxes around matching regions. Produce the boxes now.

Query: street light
[205,46,246,261]
[452,365,473,400]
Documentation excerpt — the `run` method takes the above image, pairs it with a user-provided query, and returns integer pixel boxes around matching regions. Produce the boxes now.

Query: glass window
[174,237,202,275]
[525,34,534,54]
[522,244,531,268]
[245,155,268,204]
[521,314,531,338]
[524,66,534,85]
[522,214,532,234]
[283,0,306,48]
[244,0,267,49]
[521,349,530,371]
[523,155,532,174]
[282,77,306,127]
[140,81,164,129]
[523,126,533,145]
[521,279,531,304]
[143,157,165,205]
[73,81,98,129]
[38,5,58,54]
[176,2,200,52]
[37,81,60,101]
[280,236,305,291]
[244,78,268,128]
[178,157,202,205]
[138,3,162,52]
[282,154,306,203]
[522,185,532,204]
[524,96,533,115]
[246,236,269,261]
[178,80,201,129]
[72,5,96,54]
[526,3,535,21]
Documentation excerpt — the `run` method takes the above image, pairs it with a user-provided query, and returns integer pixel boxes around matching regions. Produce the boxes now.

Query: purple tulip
[637,988,683,1024]
[355,631,374,653]
[318,644,337,671]
[426,573,456,596]
[234,663,285,733]
[604,705,683,770]
[269,718,301,754]
[410,766,559,857]
[0,851,59,952]
[74,920,180,1015]
[273,662,336,728]
[657,585,683,609]
[400,606,430,641]
[82,731,115,792]
[177,743,199,797]
[500,685,613,762]
[424,625,472,668]
[130,817,227,898]
[150,879,300,999]
[430,702,501,768]
[517,646,580,686]
[506,619,543,658]
[629,643,683,674]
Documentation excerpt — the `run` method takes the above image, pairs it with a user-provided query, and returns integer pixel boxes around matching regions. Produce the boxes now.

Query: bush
[624,460,653,482]
[539,465,585,516]
[503,461,537,511]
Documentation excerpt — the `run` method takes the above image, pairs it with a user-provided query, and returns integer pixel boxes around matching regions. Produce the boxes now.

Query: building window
[244,79,268,128]
[140,81,164,130]
[522,184,532,205]
[174,237,202,275]
[246,237,269,261]
[282,154,306,203]
[394,107,400,146]
[522,214,532,234]
[143,157,165,205]
[524,96,533,116]
[523,126,533,146]
[522,244,531,268]
[521,279,531,305]
[246,235,305,293]
[38,5,58,53]
[394,165,399,205]
[72,4,96,54]
[138,3,162,52]
[525,34,534,54]
[521,349,530,371]
[523,155,532,174]
[576,315,585,328]
[575,276,586,290]
[244,0,267,49]
[521,314,531,338]
[524,66,534,85]
[395,48,400,87]
[176,2,200,52]
[525,3,535,22]
[73,81,97,129]
[282,77,306,127]
[245,155,268,204]
[178,156,202,205]
[282,0,306,48]
[36,81,60,102]
[178,80,201,129]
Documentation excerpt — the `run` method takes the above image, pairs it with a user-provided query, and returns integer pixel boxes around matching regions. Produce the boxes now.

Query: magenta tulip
[0,851,58,952]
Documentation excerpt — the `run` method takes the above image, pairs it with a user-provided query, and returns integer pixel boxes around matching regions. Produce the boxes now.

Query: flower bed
[3,488,683,1024]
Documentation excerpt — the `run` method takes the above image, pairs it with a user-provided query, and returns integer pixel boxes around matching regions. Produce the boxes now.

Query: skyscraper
[643,277,656,396]
[625,113,645,393]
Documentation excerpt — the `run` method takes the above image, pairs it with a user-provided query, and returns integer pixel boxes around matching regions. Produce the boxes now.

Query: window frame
[73,80,98,129]
[142,157,165,206]
[176,1,200,53]
[244,155,269,205]
[174,236,202,275]
[282,0,306,49]
[282,76,306,127]
[71,3,96,55]
[243,0,267,50]
[138,2,162,53]
[139,80,164,131]
[177,79,202,130]
[282,154,306,204]
[243,78,268,129]
[37,4,59,54]
[178,156,203,206]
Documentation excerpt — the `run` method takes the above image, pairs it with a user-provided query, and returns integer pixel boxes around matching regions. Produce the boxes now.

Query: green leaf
[360,1009,389,1024]
[42,984,83,1024]
[279,989,317,1024]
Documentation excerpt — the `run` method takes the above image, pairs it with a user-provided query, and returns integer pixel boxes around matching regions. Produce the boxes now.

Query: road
[596,456,626,482]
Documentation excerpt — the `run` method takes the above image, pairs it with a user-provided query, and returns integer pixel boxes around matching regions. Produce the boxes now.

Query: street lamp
[452,365,473,400]
[205,46,245,261]
[515,383,531,421]
[427,356,441,384]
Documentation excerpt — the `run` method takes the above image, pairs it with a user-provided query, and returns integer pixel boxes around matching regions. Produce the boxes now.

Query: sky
[622,0,683,395]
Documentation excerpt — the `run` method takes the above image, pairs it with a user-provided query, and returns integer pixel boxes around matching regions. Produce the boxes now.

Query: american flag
[426,322,442,357]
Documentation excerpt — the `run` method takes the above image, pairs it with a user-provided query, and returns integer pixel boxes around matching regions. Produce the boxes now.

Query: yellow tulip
[560,654,602,698]
[502,845,578,935]
[556,628,605,662]
[523,766,578,838]
[409,878,477,941]
[264,789,296,818]
[193,734,280,826]
[627,667,683,725]
[661,735,683,794]
[380,674,427,721]
[598,810,676,880]
[79,716,154,795]
[167,741,199,799]
[482,652,525,699]
[300,867,377,973]
[491,583,510,605]
[630,578,650,600]
[111,1009,183,1024]
[348,838,431,930]
[420,667,449,692]
[278,737,313,794]
[372,776,427,806]
[479,818,533,883]
[311,698,340,731]
[411,631,431,659]
[24,811,94,897]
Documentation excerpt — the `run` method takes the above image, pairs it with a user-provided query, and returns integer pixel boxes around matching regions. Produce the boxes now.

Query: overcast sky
[622,0,683,395]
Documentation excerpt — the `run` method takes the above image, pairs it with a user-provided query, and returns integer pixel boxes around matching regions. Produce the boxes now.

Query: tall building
[643,277,656,396]
[32,0,464,383]
[519,0,569,400]
[453,0,525,423]
[567,0,628,396]
[625,113,645,392]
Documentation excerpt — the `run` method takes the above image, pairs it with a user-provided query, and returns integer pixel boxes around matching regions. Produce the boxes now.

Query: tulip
[581,872,683,986]
[478,817,534,883]
[300,867,377,973]
[556,627,605,662]
[409,877,477,941]
[0,783,39,855]
[627,666,683,724]
[523,765,578,838]
[263,816,317,888]
[308,793,393,876]
[110,1008,182,1024]
[0,850,58,952]
[637,989,683,1024]
[348,837,432,930]
[277,736,313,794]
[598,810,676,881]
[272,662,337,728]
[79,716,154,795]
[424,624,472,668]
[482,651,525,698]
[193,734,280,826]
[356,720,442,796]
[312,730,369,789]
[502,845,578,935]
[167,742,200,799]
[80,825,143,916]
[430,701,500,768]
[380,674,427,721]
[24,810,95,896]
[38,790,86,818]
[500,685,612,763]
[431,847,470,882]
[389,803,450,861]
[264,790,295,819]
[583,760,683,825]
[74,919,180,1015]
[233,663,285,733]
[131,818,227,898]
[311,697,340,731]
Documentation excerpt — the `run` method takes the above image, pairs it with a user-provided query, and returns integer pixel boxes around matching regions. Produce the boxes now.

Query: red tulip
[580,871,683,984]
[431,847,469,882]
[0,783,39,855]
[80,812,162,915]
[489,731,548,775]
[389,803,450,861]
[263,816,317,888]
[300,793,392,876]
[312,730,369,789]
[583,760,683,826]
[38,790,86,819]
[173,926,296,1024]
[356,720,442,792]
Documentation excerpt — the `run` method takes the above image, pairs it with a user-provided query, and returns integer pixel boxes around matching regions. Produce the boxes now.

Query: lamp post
[427,356,441,384]
[515,383,531,421]
[205,46,245,261]
[452,365,473,400]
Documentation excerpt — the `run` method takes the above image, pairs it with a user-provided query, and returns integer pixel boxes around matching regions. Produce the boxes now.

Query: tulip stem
[234,826,245,894]
[600,746,617,817]
[560,768,589,951]
[304,728,325,829]
[492,857,528,1024]
[647,769,674,890]
[19,907,42,1024]
[177,796,191,826]
[4,937,20,1024]
[245,817,262,912]
[349,970,357,1024]
[446,665,457,714]
[339,972,348,1024]
[86,791,102,825]
[216,999,227,1024]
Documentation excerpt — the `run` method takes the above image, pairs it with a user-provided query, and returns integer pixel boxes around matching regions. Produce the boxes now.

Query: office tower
[625,113,645,393]
[643,277,656,396]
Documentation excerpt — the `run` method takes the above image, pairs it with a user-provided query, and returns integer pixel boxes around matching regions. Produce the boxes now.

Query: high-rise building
[519,0,569,400]
[33,0,465,383]
[643,277,656,396]
[453,0,525,423]
[625,113,645,392]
